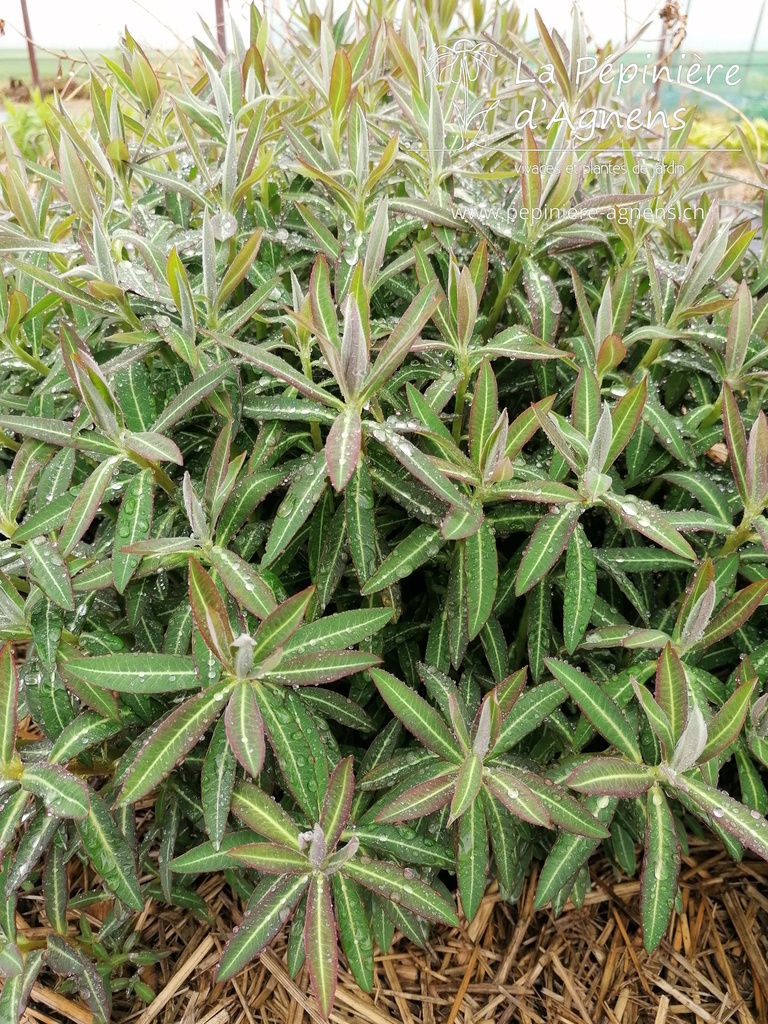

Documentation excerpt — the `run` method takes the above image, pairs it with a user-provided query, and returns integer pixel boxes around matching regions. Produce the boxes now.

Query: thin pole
[20,0,41,91]
[215,0,226,52]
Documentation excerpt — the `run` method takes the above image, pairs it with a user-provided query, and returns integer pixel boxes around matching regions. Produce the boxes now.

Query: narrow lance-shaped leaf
[217,875,310,982]
[62,653,199,694]
[343,857,459,925]
[563,524,596,654]
[202,716,237,850]
[225,683,266,777]
[230,781,301,849]
[22,537,74,611]
[566,758,653,797]
[263,452,328,567]
[113,469,154,593]
[75,790,143,910]
[188,556,234,668]
[641,786,680,952]
[325,408,362,492]
[516,504,581,596]
[545,658,642,761]
[0,642,17,767]
[655,642,688,743]
[465,522,497,641]
[722,382,749,503]
[371,669,460,762]
[699,679,756,763]
[118,686,230,804]
[59,456,121,557]
[305,874,338,1019]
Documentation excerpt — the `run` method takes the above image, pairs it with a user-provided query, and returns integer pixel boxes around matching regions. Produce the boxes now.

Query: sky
[0,0,765,53]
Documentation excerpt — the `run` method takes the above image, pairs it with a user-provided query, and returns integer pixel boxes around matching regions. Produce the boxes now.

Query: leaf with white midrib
[22,538,74,611]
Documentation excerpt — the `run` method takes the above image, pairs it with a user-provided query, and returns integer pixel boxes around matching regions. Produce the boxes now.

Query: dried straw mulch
[12,839,768,1024]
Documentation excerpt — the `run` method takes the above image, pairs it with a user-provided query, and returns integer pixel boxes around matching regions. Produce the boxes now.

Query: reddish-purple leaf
[375,769,458,823]
[325,408,362,491]
[699,580,768,649]
[188,556,234,668]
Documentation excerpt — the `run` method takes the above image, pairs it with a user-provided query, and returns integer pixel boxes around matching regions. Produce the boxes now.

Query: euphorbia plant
[0,4,768,1022]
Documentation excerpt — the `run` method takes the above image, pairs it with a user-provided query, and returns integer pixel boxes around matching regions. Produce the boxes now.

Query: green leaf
[287,608,392,656]
[305,874,338,1019]
[699,581,768,649]
[22,537,74,611]
[225,683,266,777]
[258,690,325,817]
[361,284,439,400]
[59,456,121,557]
[62,654,199,693]
[0,642,17,767]
[469,360,497,467]
[119,685,229,804]
[515,504,581,596]
[75,791,143,910]
[217,874,310,981]
[465,522,497,640]
[545,658,642,761]
[535,795,618,908]
[320,757,355,849]
[326,408,362,492]
[699,679,756,763]
[682,772,768,859]
[491,680,566,756]
[640,786,679,952]
[208,546,276,620]
[202,717,236,850]
[332,873,374,992]
[22,763,90,819]
[361,524,444,595]
[722,383,749,502]
[252,587,314,662]
[456,797,487,922]
[605,379,648,468]
[230,781,300,848]
[113,470,154,593]
[566,757,653,797]
[47,933,110,1024]
[346,460,377,584]
[263,452,328,567]
[230,843,311,873]
[371,669,460,762]
[449,754,483,823]
[152,363,233,433]
[373,766,458,823]
[603,494,696,562]
[169,831,262,873]
[655,642,688,742]
[343,857,459,925]
[563,525,596,654]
